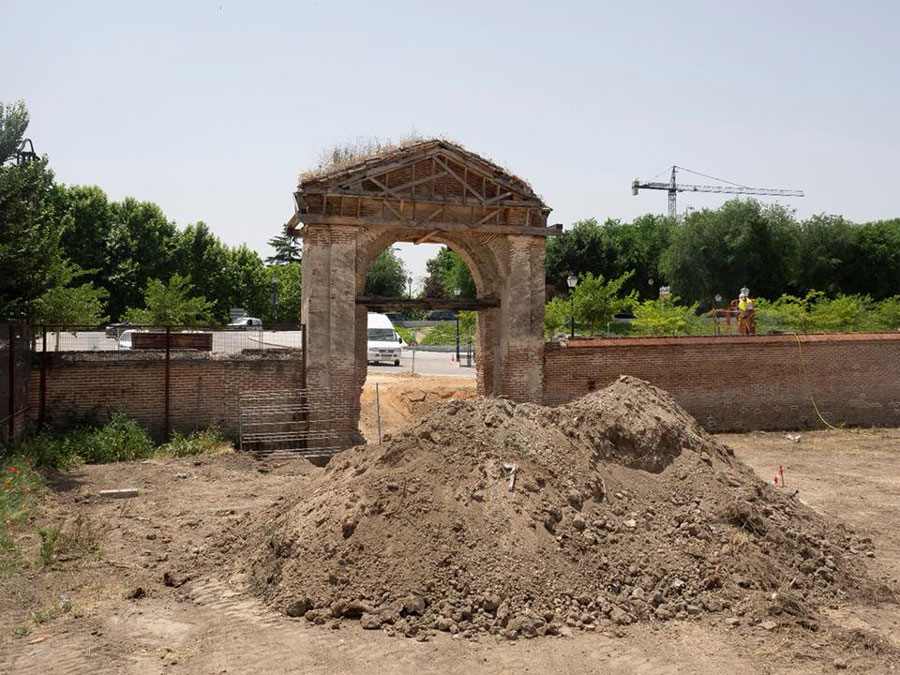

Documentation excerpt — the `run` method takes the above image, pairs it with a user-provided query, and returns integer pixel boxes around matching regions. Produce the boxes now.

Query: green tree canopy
[571,271,636,335]
[123,274,214,326]
[266,225,302,265]
[660,199,800,305]
[0,101,66,320]
[364,248,408,297]
[33,265,108,327]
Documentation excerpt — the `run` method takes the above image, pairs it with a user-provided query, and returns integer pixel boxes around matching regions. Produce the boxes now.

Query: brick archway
[288,140,557,447]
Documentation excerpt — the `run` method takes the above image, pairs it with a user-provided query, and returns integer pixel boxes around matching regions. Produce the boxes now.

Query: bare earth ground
[0,374,897,674]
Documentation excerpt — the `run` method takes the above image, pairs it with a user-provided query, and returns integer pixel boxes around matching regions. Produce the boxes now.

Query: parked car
[118,329,135,349]
[384,312,409,323]
[424,310,457,321]
[105,322,133,338]
[228,317,263,329]
[367,312,402,366]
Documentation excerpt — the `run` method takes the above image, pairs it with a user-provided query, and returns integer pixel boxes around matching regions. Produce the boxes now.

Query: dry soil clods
[229,377,880,640]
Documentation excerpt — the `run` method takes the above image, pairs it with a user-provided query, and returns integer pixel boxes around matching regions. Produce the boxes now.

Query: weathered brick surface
[27,353,304,440]
[543,333,900,432]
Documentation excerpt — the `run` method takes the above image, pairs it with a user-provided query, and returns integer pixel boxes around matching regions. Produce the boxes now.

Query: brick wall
[27,351,304,440]
[543,333,900,432]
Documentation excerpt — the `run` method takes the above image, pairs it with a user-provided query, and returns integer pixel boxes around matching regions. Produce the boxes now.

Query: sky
[4,0,899,288]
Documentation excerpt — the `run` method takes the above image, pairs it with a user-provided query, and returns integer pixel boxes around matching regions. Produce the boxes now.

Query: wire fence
[31,323,303,354]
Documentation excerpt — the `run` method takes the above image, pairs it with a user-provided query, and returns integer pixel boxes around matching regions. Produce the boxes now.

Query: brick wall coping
[32,350,300,365]
[548,332,900,349]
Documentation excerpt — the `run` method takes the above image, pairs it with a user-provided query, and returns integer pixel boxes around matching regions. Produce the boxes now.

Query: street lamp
[407,276,413,299]
[454,286,461,362]
[567,274,578,339]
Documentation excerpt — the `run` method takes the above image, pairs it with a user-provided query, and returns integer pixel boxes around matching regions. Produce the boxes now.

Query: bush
[158,427,229,457]
[756,291,872,333]
[11,413,155,469]
[544,297,571,339]
[632,297,701,336]
[871,296,900,331]
[420,322,460,346]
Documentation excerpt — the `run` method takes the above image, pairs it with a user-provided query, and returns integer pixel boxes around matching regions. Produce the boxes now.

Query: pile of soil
[208,376,885,639]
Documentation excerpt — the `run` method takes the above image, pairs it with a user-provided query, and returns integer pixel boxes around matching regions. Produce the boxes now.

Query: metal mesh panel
[239,388,349,460]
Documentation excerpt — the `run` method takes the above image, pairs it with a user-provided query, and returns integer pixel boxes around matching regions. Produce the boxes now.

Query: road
[368,348,475,377]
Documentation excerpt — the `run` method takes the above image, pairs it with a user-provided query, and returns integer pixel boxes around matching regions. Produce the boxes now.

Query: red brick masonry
[543,333,900,432]
[27,352,303,440]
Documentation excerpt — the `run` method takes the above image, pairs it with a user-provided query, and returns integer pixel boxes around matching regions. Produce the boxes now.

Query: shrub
[757,290,872,333]
[871,296,900,331]
[420,322,459,346]
[632,297,701,336]
[11,413,154,469]
[543,297,571,339]
[158,427,229,457]
[571,271,636,335]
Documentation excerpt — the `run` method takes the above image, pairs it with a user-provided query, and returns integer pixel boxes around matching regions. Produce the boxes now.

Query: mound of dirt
[209,376,885,640]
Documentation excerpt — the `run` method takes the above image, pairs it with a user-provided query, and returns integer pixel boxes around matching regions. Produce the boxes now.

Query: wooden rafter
[433,156,486,203]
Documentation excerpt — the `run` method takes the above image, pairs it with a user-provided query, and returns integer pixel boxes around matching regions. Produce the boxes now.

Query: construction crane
[632,166,804,218]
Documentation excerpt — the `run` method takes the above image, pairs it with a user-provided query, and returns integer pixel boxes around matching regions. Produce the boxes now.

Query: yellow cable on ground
[788,332,844,432]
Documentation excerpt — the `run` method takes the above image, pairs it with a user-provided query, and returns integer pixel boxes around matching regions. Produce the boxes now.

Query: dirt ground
[1,375,898,674]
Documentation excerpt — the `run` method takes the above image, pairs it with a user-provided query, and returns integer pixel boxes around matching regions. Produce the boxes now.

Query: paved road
[368,348,475,377]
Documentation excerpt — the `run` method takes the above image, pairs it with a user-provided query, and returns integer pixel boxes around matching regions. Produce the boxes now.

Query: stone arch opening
[288,140,558,448]
[353,231,503,408]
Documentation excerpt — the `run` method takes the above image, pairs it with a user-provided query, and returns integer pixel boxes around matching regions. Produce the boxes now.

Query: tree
[57,185,113,290]
[34,266,108,327]
[0,101,67,320]
[660,199,800,305]
[265,263,301,323]
[421,246,476,299]
[0,101,30,164]
[543,297,570,339]
[123,274,214,326]
[364,248,408,297]
[571,271,636,335]
[104,198,178,320]
[795,214,856,296]
[422,246,456,299]
[266,224,302,265]
[545,218,617,294]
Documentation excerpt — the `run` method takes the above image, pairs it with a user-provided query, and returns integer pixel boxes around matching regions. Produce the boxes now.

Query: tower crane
[632,165,804,218]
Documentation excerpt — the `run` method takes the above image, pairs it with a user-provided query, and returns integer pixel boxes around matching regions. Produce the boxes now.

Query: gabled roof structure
[287,140,556,239]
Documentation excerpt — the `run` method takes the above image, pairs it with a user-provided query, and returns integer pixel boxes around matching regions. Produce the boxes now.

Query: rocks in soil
[204,376,883,640]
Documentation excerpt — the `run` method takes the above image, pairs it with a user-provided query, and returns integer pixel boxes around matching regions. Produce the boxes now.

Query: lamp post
[454,286,461,362]
[567,274,578,339]
[407,276,413,299]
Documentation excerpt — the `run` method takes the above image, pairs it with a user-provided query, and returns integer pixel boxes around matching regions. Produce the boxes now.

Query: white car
[367,312,403,366]
[228,317,263,329]
[118,329,135,349]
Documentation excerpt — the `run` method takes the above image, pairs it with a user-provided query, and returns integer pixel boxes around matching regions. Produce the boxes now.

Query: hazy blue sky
[4,0,899,285]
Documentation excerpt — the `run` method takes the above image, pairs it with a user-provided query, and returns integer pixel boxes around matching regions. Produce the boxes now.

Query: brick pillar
[301,226,361,448]
[496,235,545,403]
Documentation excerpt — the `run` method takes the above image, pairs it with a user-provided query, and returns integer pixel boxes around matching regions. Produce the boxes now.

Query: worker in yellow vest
[737,290,755,335]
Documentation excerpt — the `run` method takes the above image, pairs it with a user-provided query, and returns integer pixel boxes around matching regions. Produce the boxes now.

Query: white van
[367,312,403,366]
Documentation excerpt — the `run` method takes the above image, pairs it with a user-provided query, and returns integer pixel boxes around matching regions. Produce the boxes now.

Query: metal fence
[1,324,31,443]
[33,323,304,354]
[1,323,310,448]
